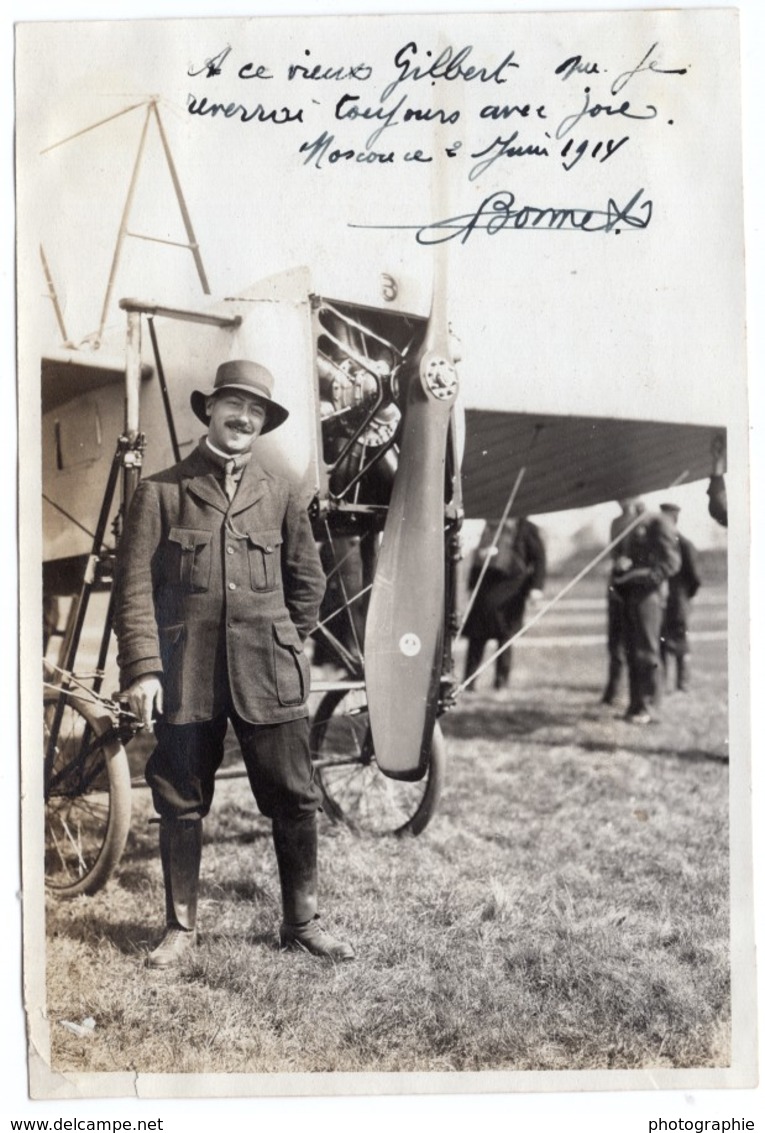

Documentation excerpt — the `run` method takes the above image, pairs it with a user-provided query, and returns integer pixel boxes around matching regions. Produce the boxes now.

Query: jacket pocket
[247,530,283,591]
[168,527,213,592]
[272,619,308,707]
[158,623,185,715]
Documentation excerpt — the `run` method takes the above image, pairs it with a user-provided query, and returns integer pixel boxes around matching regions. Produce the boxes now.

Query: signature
[351,188,652,245]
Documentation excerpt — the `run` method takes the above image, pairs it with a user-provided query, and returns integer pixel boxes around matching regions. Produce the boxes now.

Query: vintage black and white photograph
[14,3,756,1102]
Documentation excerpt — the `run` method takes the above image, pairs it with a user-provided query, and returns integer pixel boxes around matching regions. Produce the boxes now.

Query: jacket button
[266,545,272,553]
[227,546,235,554]
[228,582,236,590]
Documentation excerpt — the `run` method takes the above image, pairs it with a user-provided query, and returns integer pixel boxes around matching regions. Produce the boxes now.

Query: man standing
[115,360,354,968]
[601,498,643,705]
[610,508,681,724]
[462,517,546,692]
[659,502,702,691]
[707,435,728,528]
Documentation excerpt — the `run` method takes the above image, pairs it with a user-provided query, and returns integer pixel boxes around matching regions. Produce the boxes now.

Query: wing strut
[41,98,211,346]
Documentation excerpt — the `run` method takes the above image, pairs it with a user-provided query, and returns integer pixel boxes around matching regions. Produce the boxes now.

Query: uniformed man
[610,508,681,723]
[707,435,728,528]
[601,498,643,705]
[659,503,702,691]
[462,517,546,691]
[115,360,355,968]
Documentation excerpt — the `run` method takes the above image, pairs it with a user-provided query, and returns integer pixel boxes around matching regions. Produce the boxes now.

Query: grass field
[43,557,730,1078]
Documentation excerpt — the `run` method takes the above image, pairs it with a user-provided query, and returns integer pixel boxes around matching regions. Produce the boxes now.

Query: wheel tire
[44,693,132,897]
[310,687,445,836]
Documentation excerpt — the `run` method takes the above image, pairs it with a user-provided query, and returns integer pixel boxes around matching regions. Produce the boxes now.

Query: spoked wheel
[310,687,445,836]
[44,692,132,897]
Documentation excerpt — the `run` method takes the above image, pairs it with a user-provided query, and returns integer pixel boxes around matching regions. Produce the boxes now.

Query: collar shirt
[200,437,253,501]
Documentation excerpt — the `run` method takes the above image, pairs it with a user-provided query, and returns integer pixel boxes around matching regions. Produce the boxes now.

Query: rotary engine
[315,301,421,504]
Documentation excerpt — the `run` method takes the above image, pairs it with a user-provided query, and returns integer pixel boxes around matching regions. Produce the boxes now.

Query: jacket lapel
[229,460,266,516]
[183,447,229,513]
[187,476,229,513]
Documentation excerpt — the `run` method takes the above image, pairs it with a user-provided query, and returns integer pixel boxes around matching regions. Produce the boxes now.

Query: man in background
[707,435,728,528]
[610,508,681,724]
[601,498,643,706]
[659,502,702,692]
[462,516,546,692]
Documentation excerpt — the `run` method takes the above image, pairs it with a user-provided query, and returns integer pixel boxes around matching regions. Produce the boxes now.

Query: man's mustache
[225,419,255,432]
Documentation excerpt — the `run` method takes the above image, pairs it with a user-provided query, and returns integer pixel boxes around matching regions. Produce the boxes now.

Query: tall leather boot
[601,662,621,705]
[676,655,690,692]
[631,658,661,722]
[625,660,653,723]
[493,645,512,691]
[147,818,202,969]
[463,638,484,693]
[273,814,355,961]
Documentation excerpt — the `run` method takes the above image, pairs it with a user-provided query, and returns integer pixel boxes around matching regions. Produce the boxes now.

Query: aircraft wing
[41,348,152,414]
[461,410,724,519]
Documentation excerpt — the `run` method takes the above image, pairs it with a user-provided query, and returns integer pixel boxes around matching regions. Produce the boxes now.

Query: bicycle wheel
[44,693,132,897]
[310,687,445,836]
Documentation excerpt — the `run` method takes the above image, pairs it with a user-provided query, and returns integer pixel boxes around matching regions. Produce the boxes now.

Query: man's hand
[614,555,633,574]
[126,676,163,729]
[612,566,652,588]
[528,588,544,604]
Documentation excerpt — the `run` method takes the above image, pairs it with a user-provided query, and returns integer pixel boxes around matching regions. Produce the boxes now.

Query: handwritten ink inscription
[352,186,653,244]
[185,36,689,239]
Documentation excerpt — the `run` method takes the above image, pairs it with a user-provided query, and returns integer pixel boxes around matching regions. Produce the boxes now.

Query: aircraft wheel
[44,693,132,897]
[310,687,445,836]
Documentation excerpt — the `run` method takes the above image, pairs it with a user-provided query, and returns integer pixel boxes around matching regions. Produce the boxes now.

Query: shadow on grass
[451,726,728,764]
[203,825,272,847]
[115,863,275,901]
[48,880,277,956]
[113,823,272,877]
[576,738,729,764]
[48,911,155,956]
[114,864,156,892]
[443,704,574,738]
[202,877,274,903]
[202,927,277,951]
[442,697,728,763]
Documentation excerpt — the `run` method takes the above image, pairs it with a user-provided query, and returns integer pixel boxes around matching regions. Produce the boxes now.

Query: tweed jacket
[114,444,326,726]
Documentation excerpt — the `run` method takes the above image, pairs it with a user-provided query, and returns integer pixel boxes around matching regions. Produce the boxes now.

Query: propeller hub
[421,353,458,402]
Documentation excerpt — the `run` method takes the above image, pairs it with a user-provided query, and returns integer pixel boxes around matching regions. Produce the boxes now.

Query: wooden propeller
[364,257,458,780]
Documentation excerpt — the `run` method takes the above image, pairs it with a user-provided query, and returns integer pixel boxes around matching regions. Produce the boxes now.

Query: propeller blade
[364,262,458,780]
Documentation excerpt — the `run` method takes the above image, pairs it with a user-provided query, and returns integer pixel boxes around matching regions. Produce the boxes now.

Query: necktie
[200,438,251,501]
[224,460,239,502]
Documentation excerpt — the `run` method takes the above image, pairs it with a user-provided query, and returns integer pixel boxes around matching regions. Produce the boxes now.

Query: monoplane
[38,99,724,896]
